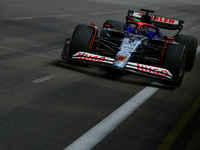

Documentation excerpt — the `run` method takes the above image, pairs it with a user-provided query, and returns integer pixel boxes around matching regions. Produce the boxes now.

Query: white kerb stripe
[64,82,162,150]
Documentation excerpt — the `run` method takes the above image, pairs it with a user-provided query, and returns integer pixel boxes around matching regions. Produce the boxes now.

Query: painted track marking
[185,120,200,150]
[156,96,200,150]
[64,82,163,150]
[32,75,57,83]
[156,46,200,149]
[65,46,200,150]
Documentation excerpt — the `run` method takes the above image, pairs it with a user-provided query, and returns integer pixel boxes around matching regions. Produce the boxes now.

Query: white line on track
[65,46,200,150]
[64,82,163,150]
[13,17,33,20]
[32,75,57,83]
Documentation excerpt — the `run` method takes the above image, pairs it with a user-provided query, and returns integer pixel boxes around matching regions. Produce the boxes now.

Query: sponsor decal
[135,12,155,20]
[116,56,127,62]
[75,52,105,62]
[73,52,172,79]
[154,16,178,25]
[137,63,171,77]
[73,52,114,64]
[132,12,179,25]
[132,12,155,20]
[126,62,172,78]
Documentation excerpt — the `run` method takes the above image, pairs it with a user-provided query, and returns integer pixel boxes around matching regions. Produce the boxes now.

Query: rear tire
[176,34,198,71]
[162,44,186,86]
[100,20,125,37]
[68,24,95,58]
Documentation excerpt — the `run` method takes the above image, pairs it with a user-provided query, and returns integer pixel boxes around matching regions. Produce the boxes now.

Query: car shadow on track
[51,60,175,91]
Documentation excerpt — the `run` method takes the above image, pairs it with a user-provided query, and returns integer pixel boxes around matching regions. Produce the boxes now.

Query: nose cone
[113,51,131,68]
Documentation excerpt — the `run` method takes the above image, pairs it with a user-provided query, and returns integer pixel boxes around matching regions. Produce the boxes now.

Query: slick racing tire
[162,44,187,86]
[100,20,125,37]
[176,34,198,71]
[68,24,95,58]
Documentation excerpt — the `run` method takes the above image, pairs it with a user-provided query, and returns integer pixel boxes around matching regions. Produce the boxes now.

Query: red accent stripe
[127,20,157,28]
[103,24,112,28]
[89,23,97,53]
[160,40,175,67]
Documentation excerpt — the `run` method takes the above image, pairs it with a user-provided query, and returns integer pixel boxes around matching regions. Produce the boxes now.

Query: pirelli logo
[132,11,179,25]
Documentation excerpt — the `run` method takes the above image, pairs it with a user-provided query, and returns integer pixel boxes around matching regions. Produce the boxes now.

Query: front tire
[162,44,187,86]
[68,24,96,58]
[176,34,198,71]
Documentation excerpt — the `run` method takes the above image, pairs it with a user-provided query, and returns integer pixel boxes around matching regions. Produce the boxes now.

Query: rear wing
[127,10,185,30]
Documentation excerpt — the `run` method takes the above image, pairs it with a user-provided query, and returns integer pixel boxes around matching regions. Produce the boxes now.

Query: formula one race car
[61,9,198,86]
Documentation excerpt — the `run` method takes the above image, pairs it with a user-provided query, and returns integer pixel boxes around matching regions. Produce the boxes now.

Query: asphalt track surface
[0,0,200,150]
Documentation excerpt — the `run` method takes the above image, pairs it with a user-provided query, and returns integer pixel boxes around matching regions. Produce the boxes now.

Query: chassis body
[61,9,198,86]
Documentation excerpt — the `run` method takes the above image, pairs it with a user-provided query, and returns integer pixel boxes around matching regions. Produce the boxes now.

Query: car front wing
[70,52,173,80]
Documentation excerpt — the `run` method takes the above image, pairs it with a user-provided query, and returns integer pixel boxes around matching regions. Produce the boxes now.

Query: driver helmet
[138,26,148,36]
